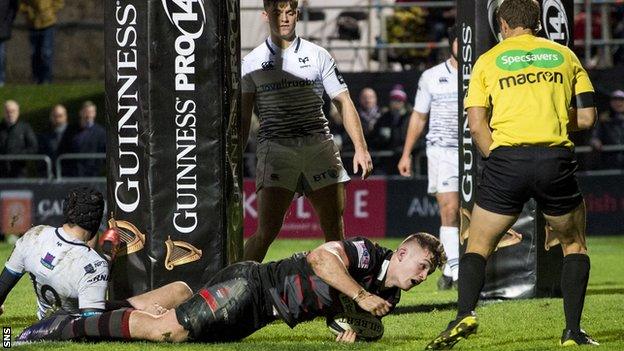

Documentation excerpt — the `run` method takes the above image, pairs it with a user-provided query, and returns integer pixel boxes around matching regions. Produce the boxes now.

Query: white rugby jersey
[5,225,108,319]
[413,59,459,148]
[242,36,348,141]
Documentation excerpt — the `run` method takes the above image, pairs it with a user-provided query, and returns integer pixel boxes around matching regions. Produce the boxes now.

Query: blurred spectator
[357,87,382,136]
[590,90,624,169]
[370,84,412,174]
[19,0,64,84]
[38,104,73,171]
[0,0,18,86]
[70,101,105,177]
[0,100,38,177]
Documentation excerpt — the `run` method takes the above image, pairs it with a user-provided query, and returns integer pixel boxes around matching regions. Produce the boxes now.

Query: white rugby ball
[327,312,384,341]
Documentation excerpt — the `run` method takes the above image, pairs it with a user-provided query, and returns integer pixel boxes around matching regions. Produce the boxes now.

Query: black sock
[561,254,590,332]
[457,253,487,317]
[62,308,134,340]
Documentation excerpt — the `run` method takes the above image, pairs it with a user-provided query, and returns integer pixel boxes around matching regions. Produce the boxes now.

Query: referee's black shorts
[476,146,583,216]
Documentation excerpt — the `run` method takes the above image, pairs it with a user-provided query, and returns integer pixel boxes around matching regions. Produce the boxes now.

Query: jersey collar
[265,36,302,55]
[375,258,391,285]
[444,59,457,74]
[56,227,90,249]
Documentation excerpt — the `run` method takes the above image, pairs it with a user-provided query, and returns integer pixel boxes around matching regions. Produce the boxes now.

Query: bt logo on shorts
[261,60,275,71]
[313,168,339,182]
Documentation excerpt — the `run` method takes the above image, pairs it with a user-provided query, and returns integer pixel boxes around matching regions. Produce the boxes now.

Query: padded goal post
[105,0,243,298]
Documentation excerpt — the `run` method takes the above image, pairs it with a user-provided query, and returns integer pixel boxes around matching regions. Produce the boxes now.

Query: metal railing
[55,153,106,180]
[0,144,622,181]
[241,1,455,70]
[0,155,53,180]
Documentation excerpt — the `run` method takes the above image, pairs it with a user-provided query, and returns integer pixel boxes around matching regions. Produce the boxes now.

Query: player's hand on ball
[397,155,412,177]
[335,330,357,343]
[353,149,373,180]
[355,292,392,317]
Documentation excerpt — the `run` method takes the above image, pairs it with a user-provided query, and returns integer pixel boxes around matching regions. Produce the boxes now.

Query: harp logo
[107,218,146,255]
[165,237,202,270]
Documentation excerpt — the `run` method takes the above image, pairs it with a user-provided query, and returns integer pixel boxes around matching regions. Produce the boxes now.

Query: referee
[426,0,598,349]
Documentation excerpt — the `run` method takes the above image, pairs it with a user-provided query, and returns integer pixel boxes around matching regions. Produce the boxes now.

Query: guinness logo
[164,236,202,270]
[107,217,145,255]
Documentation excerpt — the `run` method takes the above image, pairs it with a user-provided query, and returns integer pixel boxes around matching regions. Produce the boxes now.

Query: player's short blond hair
[401,232,447,273]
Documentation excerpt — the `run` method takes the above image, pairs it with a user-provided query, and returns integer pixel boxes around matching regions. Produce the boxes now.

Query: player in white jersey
[0,187,192,319]
[398,26,460,289]
[242,0,373,262]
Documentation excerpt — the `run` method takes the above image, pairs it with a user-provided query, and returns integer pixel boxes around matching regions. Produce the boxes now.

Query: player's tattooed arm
[307,242,391,316]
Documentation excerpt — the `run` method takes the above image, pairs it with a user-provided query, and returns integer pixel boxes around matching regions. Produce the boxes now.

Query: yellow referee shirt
[465,34,594,149]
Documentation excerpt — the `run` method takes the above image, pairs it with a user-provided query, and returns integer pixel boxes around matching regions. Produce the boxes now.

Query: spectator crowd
[1,1,624,178]
[0,100,106,177]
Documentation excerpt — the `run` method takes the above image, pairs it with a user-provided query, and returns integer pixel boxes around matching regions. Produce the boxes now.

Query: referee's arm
[467,106,493,158]
[567,50,597,132]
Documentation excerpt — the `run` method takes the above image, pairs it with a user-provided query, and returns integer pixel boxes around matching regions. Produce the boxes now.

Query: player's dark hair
[497,0,541,33]
[263,0,298,10]
[402,232,447,273]
[63,187,104,238]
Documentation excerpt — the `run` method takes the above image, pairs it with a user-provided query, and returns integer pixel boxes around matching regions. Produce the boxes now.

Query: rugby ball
[326,294,384,341]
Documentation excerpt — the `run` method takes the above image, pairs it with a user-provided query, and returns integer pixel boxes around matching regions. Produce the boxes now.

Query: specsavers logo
[496,48,564,71]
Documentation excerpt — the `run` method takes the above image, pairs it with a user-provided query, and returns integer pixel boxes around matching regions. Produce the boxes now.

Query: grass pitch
[1,237,623,350]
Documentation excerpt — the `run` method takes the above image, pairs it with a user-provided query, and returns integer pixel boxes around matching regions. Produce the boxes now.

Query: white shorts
[426,146,459,195]
[255,134,350,194]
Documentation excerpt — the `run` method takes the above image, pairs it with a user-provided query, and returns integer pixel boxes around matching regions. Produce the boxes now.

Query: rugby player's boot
[437,275,453,291]
[99,227,121,262]
[425,311,478,350]
[16,312,75,343]
[560,329,599,346]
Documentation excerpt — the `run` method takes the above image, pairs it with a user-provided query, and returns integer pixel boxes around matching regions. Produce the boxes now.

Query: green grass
[2,237,623,350]
[0,82,105,133]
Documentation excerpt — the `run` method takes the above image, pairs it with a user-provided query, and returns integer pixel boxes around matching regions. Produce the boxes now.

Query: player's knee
[171,281,193,301]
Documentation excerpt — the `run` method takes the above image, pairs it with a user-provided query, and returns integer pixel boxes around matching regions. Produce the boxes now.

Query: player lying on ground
[18,233,445,343]
[0,187,193,319]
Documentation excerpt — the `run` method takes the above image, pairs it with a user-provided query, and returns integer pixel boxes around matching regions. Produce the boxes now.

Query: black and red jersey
[258,237,400,327]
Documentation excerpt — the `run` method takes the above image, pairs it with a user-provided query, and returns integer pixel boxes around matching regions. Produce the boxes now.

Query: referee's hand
[353,150,373,179]
[398,155,412,177]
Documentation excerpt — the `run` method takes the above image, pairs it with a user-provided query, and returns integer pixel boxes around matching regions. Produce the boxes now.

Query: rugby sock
[561,254,590,332]
[439,226,460,281]
[457,253,486,317]
[62,308,134,340]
